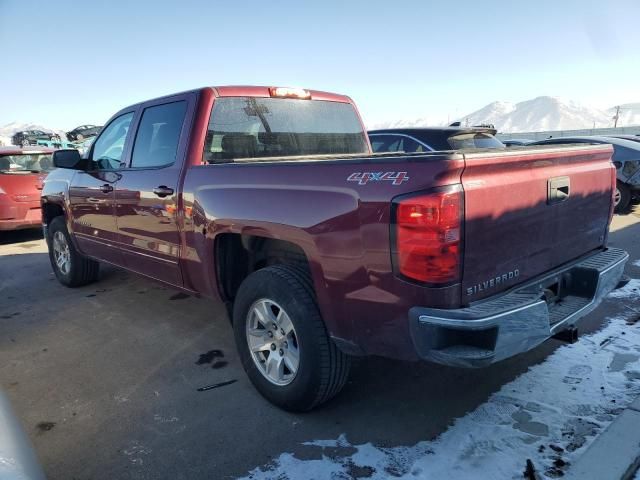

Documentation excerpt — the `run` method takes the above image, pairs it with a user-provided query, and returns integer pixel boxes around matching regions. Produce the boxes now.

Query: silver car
[0,391,45,480]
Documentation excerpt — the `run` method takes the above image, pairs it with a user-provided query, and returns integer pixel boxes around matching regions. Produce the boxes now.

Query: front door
[68,112,135,264]
[115,98,190,286]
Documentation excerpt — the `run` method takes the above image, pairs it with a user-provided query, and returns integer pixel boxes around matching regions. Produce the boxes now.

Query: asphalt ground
[1,207,639,480]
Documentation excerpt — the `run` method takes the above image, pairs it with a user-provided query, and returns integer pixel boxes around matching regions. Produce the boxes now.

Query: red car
[0,147,54,231]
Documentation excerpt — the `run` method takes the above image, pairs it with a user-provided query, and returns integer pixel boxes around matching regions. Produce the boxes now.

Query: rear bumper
[0,217,41,230]
[409,248,629,368]
[0,205,42,230]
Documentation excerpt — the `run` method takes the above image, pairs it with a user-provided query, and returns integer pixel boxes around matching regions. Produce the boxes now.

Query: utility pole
[613,106,621,128]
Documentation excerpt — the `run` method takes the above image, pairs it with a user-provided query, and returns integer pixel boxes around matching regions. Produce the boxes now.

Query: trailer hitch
[553,326,578,344]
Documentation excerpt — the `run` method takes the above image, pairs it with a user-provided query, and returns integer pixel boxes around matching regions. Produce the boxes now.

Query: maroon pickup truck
[41,86,628,411]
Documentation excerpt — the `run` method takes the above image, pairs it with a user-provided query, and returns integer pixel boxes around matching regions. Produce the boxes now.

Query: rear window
[0,153,53,173]
[203,97,368,163]
[448,133,504,150]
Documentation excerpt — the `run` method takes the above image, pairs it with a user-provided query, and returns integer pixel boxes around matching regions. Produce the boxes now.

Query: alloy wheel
[245,298,300,386]
[52,231,71,275]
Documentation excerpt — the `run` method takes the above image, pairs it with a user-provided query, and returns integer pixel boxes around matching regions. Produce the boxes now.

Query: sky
[1,0,639,129]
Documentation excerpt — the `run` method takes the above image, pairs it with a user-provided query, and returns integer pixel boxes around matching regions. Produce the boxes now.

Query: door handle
[153,186,174,198]
[100,184,114,193]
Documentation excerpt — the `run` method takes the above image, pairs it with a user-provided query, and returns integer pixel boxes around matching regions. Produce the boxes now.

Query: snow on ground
[240,282,640,480]
[607,278,640,299]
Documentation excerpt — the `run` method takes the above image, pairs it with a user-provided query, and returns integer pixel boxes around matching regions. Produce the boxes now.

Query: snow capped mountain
[0,122,66,147]
[369,96,640,133]
[368,114,445,130]
[460,97,612,132]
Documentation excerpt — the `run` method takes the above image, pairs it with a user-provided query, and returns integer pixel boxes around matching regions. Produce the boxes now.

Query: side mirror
[53,149,86,170]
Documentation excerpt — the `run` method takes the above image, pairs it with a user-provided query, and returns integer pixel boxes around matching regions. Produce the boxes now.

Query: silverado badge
[467,270,520,296]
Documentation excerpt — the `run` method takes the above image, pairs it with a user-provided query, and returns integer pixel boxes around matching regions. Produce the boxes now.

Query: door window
[370,135,401,153]
[371,134,430,153]
[131,101,187,168]
[91,112,134,170]
[399,136,429,152]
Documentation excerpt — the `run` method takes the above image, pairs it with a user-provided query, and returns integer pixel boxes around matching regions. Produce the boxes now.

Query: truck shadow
[0,228,43,245]
[618,198,640,216]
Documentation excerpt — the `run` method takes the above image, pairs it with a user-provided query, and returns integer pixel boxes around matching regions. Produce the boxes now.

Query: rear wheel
[615,182,631,213]
[233,265,350,411]
[47,216,100,287]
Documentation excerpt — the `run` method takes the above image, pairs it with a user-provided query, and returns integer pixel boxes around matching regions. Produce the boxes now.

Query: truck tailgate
[461,144,614,303]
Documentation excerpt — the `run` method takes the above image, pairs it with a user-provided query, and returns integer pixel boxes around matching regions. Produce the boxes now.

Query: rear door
[114,94,192,286]
[460,145,614,303]
[68,111,135,264]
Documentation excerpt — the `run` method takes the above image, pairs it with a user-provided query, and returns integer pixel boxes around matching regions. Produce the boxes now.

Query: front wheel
[614,182,631,214]
[233,265,350,411]
[47,216,100,287]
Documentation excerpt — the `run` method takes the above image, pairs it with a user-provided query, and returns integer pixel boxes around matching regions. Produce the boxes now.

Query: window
[0,154,53,172]
[400,136,428,153]
[91,112,134,170]
[203,97,368,163]
[370,135,402,153]
[131,101,187,168]
[370,134,430,153]
[447,133,504,150]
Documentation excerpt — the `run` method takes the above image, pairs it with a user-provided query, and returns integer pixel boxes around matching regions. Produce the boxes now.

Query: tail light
[392,186,463,284]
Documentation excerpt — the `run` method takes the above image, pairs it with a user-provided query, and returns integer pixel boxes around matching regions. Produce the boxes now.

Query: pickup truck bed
[41,86,627,410]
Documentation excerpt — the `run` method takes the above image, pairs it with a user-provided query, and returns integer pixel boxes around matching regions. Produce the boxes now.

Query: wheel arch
[215,232,312,303]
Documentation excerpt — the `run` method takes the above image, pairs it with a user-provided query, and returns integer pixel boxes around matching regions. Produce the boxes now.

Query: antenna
[613,106,621,128]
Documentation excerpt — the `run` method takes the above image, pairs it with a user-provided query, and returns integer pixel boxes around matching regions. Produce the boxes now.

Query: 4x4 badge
[347,171,409,186]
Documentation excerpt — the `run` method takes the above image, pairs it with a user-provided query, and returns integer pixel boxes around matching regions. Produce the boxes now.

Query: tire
[47,216,100,287]
[233,265,350,411]
[614,181,631,214]
[21,138,29,147]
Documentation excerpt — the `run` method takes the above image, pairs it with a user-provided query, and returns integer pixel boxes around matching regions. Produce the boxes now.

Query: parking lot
[1,209,640,480]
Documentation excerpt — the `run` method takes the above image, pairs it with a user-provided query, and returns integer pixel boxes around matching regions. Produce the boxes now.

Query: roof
[108,86,355,122]
[213,86,352,103]
[368,126,498,136]
[534,136,640,148]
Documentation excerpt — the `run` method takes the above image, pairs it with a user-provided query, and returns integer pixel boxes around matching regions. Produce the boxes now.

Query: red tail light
[392,187,463,284]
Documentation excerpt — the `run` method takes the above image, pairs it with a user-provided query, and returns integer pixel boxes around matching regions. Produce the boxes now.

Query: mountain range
[370,97,640,133]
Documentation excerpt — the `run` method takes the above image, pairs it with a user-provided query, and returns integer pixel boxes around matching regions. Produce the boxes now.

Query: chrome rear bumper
[409,248,629,368]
